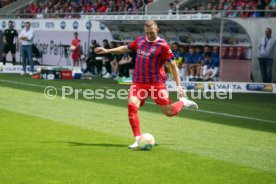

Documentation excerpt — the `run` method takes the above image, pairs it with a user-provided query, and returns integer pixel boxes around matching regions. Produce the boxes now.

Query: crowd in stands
[0,0,16,9]
[173,0,276,17]
[84,40,219,82]
[16,0,153,18]
[2,0,276,18]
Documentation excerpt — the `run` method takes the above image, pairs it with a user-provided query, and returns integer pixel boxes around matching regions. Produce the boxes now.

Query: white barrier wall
[0,19,112,66]
[166,81,276,93]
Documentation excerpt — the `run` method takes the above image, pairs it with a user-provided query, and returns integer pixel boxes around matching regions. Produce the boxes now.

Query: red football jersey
[128,36,174,84]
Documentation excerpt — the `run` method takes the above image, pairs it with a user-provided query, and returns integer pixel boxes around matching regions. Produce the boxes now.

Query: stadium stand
[0,0,275,82]
[178,0,276,17]
[11,0,154,18]
[0,0,17,9]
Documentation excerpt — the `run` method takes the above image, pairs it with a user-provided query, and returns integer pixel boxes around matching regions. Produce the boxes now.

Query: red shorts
[128,82,171,106]
[72,51,80,61]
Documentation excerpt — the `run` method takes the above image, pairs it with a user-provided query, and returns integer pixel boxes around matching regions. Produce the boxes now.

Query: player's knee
[128,97,140,107]
[161,105,174,117]
[128,103,138,114]
[164,111,174,117]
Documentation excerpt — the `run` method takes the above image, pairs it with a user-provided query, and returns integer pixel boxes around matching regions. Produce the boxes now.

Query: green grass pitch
[0,74,276,184]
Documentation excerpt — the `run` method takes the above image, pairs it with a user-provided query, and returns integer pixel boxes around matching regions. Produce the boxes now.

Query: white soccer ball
[69,45,76,51]
[138,133,155,150]
[36,67,41,73]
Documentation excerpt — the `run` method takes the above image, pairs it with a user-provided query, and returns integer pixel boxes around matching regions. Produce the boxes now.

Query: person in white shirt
[19,21,34,75]
[258,27,276,83]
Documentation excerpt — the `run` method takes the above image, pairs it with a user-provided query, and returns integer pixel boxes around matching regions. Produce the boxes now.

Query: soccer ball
[138,133,155,150]
[69,45,76,51]
[36,67,41,73]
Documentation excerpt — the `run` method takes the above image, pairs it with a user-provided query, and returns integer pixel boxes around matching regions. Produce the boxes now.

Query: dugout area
[99,17,276,83]
[101,18,252,82]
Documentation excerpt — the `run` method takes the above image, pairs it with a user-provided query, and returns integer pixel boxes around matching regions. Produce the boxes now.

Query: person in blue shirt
[179,45,187,81]
[194,46,204,80]
[167,42,182,80]
[185,46,196,81]
[202,51,219,81]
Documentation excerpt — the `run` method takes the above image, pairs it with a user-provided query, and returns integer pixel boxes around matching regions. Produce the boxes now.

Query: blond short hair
[144,20,158,28]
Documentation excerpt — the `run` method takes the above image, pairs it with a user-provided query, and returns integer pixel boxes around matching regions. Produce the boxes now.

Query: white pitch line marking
[0,78,276,124]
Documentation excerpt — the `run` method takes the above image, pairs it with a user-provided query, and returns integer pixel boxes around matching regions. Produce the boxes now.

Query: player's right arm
[94,45,131,55]
[95,37,140,55]
[3,32,7,44]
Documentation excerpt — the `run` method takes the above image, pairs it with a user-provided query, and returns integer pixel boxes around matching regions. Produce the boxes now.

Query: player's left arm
[169,61,187,98]
[95,45,131,55]
[164,44,187,97]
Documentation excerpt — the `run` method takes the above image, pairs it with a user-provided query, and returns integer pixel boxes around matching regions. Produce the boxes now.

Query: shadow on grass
[66,142,168,148]
[67,141,126,148]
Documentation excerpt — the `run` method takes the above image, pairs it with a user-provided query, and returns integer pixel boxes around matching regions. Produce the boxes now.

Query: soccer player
[95,20,198,149]
[2,20,19,65]
[71,32,81,67]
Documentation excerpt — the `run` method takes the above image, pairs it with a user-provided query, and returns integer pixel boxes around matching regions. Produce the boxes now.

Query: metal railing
[0,10,275,19]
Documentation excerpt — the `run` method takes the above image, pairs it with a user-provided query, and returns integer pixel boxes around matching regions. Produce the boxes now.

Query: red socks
[128,101,183,136]
[171,101,184,116]
[128,103,141,137]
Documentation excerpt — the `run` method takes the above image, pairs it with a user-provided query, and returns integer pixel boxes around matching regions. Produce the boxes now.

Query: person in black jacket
[2,20,19,65]
[84,40,100,74]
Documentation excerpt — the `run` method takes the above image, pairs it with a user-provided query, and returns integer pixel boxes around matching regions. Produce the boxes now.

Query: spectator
[168,42,181,80]
[224,0,232,10]
[212,5,219,16]
[2,20,19,65]
[185,46,196,81]
[198,3,206,13]
[236,4,245,17]
[19,21,35,75]
[84,40,100,74]
[207,2,214,13]
[190,7,197,14]
[118,51,135,78]
[126,0,134,12]
[136,0,145,13]
[97,1,108,13]
[194,46,204,80]
[243,3,252,17]
[251,5,263,17]
[173,0,179,13]
[117,43,135,78]
[258,27,276,83]
[265,5,276,17]
[113,42,124,78]
[214,3,226,17]
[179,45,187,81]
[202,51,219,81]
[109,41,119,78]
[183,7,190,14]
[102,39,113,78]
[204,45,212,54]
[227,4,238,17]
[168,2,175,15]
[179,0,271,18]
[106,0,116,13]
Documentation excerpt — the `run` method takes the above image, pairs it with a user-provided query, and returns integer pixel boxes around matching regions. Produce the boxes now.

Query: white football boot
[128,136,140,149]
[180,97,198,110]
